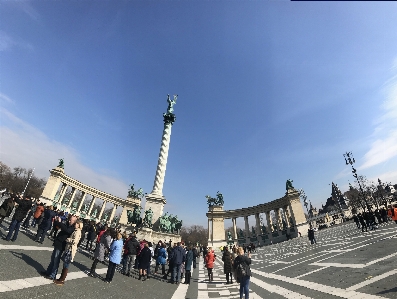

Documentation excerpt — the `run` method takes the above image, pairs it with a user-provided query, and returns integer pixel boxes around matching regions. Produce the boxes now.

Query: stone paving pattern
[1,216,397,298]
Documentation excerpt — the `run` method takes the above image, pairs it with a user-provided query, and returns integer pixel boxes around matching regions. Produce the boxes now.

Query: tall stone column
[284,206,291,227]
[232,217,237,240]
[276,208,283,231]
[87,195,96,216]
[145,95,178,230]
[77,191,86,212]
[266,211,273,232]
[67,187,77,208]
[109,205,117,223]
[98,200,107,220]
[58,183,68,205]
[255,213,263,245]
[244,216,250,244]
[207,218,211,242]
[41,167,65,202]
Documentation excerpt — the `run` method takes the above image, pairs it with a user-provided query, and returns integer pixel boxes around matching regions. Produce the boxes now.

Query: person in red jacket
[205,247,216,281]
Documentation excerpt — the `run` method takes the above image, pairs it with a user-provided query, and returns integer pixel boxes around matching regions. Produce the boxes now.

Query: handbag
[61,249,72,264]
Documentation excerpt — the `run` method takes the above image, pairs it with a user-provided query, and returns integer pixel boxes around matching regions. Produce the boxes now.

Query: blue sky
[1,1,397,228]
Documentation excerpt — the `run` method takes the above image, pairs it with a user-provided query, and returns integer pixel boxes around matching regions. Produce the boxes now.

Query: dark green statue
[286,179,294,190]
[57,159,64,169]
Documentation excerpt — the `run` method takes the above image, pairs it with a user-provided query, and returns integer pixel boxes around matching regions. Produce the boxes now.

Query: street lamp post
[343,152,371,212]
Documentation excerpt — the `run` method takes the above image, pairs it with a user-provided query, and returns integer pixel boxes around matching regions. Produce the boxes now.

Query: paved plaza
[1,219,397,299]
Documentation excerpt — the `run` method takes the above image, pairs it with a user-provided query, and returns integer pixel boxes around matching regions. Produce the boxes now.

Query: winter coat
[171,245,186,265]
[308,229,315,241]
[94,234,112,262]
[125,237,140,256]
[185,250,194,271]
[156,247,167,265]
[33,205,45,219]
[39,209,56,231]
[205,251,215,269]
[86,224,97,241]
[64,223,82,262]
[138,246,152,270]
[233,255,252,277]
[222,250,233,274]
[53,220,75,251]
[109,239,123,264]
[13,198,32,222]
[0,197,15,218]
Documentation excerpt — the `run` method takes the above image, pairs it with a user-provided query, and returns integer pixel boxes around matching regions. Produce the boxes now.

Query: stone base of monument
[208,239,228,252]
[295,222,309,236]
[134,227,181,244]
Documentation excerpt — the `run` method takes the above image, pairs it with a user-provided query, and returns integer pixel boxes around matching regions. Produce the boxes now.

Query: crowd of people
[0,193,253,298]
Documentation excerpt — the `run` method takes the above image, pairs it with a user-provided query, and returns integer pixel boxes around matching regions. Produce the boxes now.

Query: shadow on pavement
[10,251,46,274]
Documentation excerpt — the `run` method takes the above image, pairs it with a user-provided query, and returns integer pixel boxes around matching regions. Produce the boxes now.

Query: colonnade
[206,189,308,246]
[41,167,141,226]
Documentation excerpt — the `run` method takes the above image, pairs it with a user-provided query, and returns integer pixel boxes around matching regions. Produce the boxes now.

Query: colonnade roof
[51,168,138,207]
[206,190,301,219]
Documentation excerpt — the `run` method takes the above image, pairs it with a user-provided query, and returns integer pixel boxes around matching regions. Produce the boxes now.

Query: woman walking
[105,232,123,283]
[205,246,215,282]
[155,243,167,275]
[88,228,112,277]
[222,246,233,284]
[233,247,252,299]
[138,242,152,281]
[184,246,194,284]
[54,220,83,286]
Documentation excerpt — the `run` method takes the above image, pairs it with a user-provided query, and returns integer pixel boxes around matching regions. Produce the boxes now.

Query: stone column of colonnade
[66,187,77,208]
[98,200,107,220]
[77,192,86,212]
[208,218,211,242]
[255,213,262,244]
[244,216,250,244]
[58,183,68,205]
[232,217,237,240]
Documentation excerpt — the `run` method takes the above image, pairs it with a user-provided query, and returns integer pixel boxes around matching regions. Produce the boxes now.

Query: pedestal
[144,193,166,229]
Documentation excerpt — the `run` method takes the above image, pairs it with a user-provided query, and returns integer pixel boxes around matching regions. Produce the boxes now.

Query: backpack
[236,261,246,280]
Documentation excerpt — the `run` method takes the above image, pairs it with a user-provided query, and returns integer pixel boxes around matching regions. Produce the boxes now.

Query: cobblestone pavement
[1,216,397,299]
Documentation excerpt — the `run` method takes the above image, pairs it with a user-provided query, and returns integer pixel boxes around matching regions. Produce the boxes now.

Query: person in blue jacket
[105,231,123,283]
[155,243,168,275]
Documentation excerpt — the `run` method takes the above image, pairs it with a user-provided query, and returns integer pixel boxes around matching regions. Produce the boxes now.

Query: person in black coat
[41,215,77,280]
[138,242,152,281]
[122,233,140,276]
[222,247,233,284]
[0,196,15,225]
[3,195,32,242]
[85,221,97,252]
[233,247,252,299]
[35,206,56,243]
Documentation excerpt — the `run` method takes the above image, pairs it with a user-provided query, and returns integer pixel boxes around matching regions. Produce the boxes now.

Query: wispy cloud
[361,59,397,170]
[0,93,15,104]
[0,108,129,199]
[0,30,33,51]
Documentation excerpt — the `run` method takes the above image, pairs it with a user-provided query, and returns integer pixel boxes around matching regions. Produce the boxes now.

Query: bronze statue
[57,159,64,169]
[166,94,178,114]
[286,179,294,190]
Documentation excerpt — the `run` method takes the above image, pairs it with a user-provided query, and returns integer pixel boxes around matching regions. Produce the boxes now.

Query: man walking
[2,195,32,242]
[192,246,198,269]
[122,232,139,276]
[171,242,186,284]
[41,214,77,280]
